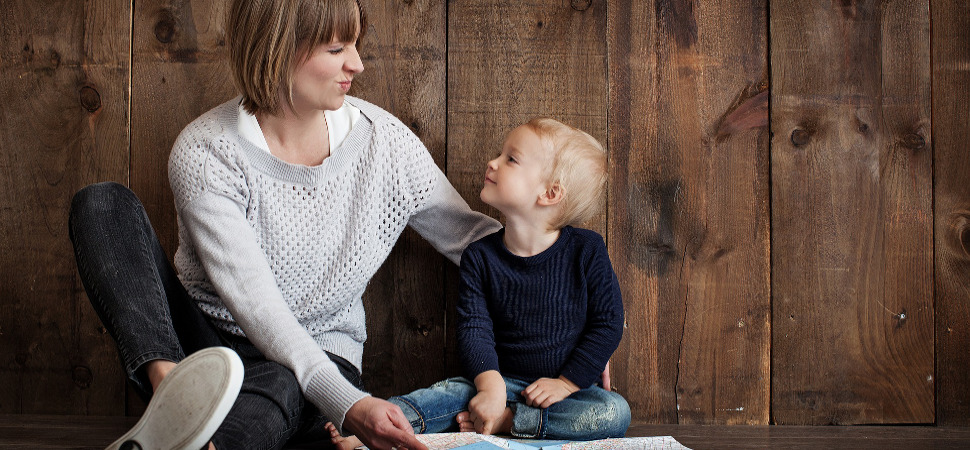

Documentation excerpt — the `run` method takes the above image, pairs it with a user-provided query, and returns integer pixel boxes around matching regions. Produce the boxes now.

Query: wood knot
[15,353,28,366]
[72,365,93,389]
[417,325,431,336]
[790,128,811,147]
[79,86,101,112]
[402,0,413,4]
[948,211,970,258]
[410,121,421,134]
[901,133,925,150]
[154,17,177,43]
[571,0,592,11]
[961,223,970,257]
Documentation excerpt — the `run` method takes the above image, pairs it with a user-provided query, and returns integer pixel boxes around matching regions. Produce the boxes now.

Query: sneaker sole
[106,347,244,450]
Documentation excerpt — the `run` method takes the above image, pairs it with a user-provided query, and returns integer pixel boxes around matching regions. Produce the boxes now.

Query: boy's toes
[456,411,475,432]
[325,422,341,441]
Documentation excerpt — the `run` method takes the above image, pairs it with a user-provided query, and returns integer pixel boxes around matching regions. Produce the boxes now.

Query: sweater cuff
[304,364,371,433]
[560,361,600,389]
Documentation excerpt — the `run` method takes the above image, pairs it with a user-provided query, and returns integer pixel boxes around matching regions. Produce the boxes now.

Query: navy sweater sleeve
[558,234,625,388]
[456,245,500,379]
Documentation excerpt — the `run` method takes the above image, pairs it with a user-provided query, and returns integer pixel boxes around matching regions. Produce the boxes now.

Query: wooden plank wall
[1,0,968,427]
[933,0,970,427]
[770,0,934,424]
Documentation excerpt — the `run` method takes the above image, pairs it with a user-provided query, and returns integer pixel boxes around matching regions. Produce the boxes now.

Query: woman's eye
[328,47,344,54]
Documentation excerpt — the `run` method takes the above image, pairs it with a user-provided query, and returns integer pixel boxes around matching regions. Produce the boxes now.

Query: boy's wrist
[557,375,580,393]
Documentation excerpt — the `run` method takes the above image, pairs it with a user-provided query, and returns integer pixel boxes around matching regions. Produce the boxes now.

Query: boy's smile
[480,125,555,216]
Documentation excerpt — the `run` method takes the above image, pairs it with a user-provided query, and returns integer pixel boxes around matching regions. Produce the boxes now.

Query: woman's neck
[256,108,330,166]
[502,216,560,257]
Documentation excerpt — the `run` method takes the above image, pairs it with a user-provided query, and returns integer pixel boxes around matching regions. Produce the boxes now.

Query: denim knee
[70,182,138,224]
[212,359,305,450]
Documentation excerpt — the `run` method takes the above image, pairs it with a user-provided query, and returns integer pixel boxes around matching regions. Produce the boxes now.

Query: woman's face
[290,38,364,113]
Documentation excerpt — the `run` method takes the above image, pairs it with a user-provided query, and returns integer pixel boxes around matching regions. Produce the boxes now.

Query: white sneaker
[106,347,244,450]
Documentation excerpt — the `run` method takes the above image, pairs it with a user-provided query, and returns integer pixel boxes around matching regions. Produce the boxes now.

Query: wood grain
[770,0,934,424]
[607,0,770,424]
[932,0,970,427]
[0,0,130,414]
[130,0,235,262]
[354,0,450,398]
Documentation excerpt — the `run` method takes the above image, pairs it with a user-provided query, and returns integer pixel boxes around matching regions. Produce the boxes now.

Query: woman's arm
[179,191,369,431]
[408,166,501,265]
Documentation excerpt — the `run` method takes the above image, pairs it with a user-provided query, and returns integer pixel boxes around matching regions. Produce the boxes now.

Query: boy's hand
[468,389,508,434]
[522,376,580,408]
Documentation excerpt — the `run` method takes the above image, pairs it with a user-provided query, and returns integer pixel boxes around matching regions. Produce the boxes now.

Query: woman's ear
[538,182,564,206]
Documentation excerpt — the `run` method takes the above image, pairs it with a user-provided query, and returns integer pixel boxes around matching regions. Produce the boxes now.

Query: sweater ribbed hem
[305,361,370,433]
[314,331,365,372]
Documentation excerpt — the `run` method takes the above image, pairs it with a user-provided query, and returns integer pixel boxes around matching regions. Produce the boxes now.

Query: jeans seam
[393,396,427,434]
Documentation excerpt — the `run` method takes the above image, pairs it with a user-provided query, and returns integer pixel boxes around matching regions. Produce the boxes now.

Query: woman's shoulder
[176,98,239,144]
[171,98,243,161]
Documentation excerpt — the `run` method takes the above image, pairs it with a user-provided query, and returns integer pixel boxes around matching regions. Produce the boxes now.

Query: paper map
[357,433,690,450]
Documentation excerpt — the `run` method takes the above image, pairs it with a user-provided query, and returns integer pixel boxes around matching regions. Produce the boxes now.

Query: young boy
[329,118,629,447]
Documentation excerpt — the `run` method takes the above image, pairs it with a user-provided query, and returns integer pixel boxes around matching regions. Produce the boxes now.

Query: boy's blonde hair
[226,0,366,116]
[524,118,607,230]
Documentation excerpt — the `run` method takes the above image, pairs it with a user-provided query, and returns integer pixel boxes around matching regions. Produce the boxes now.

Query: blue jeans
[390,376,631,440]
[69,182,358,450]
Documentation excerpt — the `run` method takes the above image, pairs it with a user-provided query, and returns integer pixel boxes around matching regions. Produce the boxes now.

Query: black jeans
[69,182,361,449]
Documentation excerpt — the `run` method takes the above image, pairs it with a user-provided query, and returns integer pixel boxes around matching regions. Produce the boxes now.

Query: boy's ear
[538,182,564,206]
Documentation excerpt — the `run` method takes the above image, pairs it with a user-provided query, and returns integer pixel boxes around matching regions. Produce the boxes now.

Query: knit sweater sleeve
[169,127,368,432]
[408,166,502,265]
[456,244,501,379]
[558,234,625,388]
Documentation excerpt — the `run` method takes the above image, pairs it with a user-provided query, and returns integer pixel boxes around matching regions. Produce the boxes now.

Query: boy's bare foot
[325,421,364,450]
[455,408,514,435]
[456,411,475,432]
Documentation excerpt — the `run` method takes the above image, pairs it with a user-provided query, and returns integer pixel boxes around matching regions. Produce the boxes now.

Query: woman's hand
[467,389,508,435]
[522,376,580,409]
[344,397,428,450]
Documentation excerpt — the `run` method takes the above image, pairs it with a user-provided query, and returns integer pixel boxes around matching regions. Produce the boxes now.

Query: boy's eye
[507,156,518,164]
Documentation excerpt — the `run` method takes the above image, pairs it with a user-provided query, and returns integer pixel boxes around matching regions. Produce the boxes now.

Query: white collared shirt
[237,100,362,154]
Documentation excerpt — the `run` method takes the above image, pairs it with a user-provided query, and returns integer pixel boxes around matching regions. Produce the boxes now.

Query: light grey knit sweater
[168,96,500,432]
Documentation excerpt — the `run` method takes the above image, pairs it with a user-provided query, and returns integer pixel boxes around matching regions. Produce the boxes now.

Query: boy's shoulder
[564,226,607,249]
[465,228,505,253]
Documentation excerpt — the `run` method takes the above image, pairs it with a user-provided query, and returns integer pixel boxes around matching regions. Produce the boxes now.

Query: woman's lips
[338,81,352,92]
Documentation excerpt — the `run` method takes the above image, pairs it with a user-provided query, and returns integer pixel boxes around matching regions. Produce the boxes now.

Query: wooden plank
[7,415,970,450]
[355,0,449,399]
[130,0,235,261]
[0,0,130,414]
[932,0,970,427]
[447,0,609,379]
[607,0,770,424]
[129,0,235,414]
[770,0,933,424]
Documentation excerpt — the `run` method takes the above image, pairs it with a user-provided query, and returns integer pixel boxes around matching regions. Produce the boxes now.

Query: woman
[69,0,500,448]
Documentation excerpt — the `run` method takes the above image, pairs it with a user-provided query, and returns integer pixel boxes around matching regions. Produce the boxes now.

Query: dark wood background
[1,0,967,426]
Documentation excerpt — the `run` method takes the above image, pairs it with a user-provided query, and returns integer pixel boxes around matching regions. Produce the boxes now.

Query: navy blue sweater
[456,226,624,388]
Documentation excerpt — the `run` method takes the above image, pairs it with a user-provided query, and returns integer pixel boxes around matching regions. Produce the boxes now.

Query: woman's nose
[346,46,364,74]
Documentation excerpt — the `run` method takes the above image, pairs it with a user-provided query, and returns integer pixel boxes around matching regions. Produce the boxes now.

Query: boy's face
[480,125,555,216]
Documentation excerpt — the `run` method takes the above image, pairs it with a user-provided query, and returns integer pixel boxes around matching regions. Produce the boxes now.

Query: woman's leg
[505,381,631,440]
[69,182,223,398]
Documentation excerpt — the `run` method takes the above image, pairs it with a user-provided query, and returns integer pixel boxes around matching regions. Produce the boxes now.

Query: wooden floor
[2,415,970,449]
